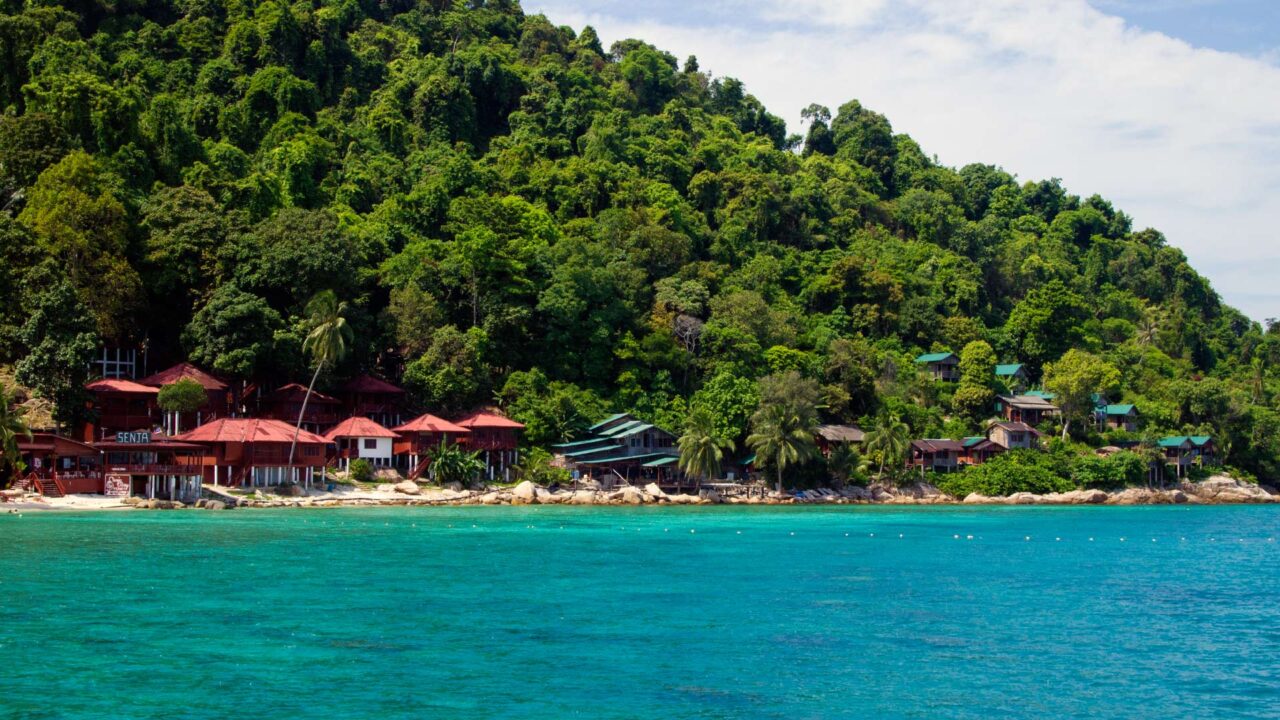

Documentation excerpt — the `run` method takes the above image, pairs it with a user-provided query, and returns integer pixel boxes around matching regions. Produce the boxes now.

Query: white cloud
[526,0,1280,321]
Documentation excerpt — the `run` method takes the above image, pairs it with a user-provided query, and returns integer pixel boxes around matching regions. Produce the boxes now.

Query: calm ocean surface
[2,505,1278,719]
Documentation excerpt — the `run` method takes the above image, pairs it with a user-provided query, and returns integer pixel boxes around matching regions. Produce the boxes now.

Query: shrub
[513,447,571,487]
[347,458,374,484]
[937,449,1074,497]
[1071,451,1146,489]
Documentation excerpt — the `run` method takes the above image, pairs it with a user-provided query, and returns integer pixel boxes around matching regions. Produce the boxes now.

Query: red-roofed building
[259,383,344,433]
[455,410,524,482]
[339,375,406,427]
[94,433,207,502]
[139,362,234,434]
[83,378,160,442]
[175,418,331,488]
[14,433,101,496]
[392,413,471,478]
[908,439,964,474]
[324,416,397,470]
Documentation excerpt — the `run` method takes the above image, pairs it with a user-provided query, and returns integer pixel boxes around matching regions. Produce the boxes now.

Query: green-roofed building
[551,412,680,486]
[914,351,959,382]
[995,363,1029,392]
[1157,435,1218,477]
[1097,403,1138,432]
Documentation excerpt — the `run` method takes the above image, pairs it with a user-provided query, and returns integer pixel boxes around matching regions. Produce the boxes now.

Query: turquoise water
[2,506,1278,719]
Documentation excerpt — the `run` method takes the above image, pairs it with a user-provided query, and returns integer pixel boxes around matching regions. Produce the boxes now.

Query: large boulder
[395,481,421,496]
[511,480,538,504]
[620,486,648,505]
[963,493,994,504]
[643,483,668,501]
[698,488,723,504]
[204,500,227,511]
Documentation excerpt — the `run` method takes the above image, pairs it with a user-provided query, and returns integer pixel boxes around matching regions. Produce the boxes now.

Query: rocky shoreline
[54,473,1271,510]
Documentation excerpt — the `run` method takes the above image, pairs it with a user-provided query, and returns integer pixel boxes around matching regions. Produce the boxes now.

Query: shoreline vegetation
[4,475,1276,512]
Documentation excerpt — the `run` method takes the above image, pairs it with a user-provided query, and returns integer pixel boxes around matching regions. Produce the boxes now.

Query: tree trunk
[775,464,783,495]
[1060,417,1070,442]
[288,361,324,466]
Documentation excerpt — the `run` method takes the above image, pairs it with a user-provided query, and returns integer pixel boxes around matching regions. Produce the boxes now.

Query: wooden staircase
[408,457,431,480]
[32,475,65,498]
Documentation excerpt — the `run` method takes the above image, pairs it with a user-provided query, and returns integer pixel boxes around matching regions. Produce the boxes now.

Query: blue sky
[525,0,1280,322]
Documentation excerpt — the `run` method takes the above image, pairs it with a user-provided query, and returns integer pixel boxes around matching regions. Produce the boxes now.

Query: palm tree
[288,290,353,466]
[1,384,33,488]
[746,403,817,494]
[826,443,866,488]
[678,406,735,488]
[863,413,911,480]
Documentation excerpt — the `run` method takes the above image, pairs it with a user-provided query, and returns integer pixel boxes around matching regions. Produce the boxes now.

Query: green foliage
[747,371,820,492]
[1,383,33,486]
[937,450,1074,498]
[1070,451,1147,490]
[157,378,207,414]
[499,369,607,446]
[0,1,1270,479]
[678,404,735,483]
[15,278,99,428]
[347,458,374,484]
[428,440,485,488]
[514,446,572,487]
[1044,349,1121,440]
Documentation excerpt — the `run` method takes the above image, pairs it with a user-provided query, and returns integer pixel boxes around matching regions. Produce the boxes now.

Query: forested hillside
[2,0,1278,478]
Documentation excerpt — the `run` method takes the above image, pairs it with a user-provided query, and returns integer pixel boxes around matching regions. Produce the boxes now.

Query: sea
[1,505,1278,719]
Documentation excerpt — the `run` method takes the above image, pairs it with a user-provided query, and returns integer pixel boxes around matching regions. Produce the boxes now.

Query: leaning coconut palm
[428,440,485,488]
[678,405,735,488]
[863,414,911,480]
[1,384,33,488]
[288,290,353,466]
[746,403,817,494]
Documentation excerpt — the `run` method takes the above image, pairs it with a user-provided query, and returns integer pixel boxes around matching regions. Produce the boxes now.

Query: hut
[995,363,1029,392]
[995,394,1060,425]
[14,433,101,496]
[914,352,960,382]
[139,362,233,434]
[454,411,525,483]
[908,439,964,473]
[814,424,865,456]
[1098,404,1138,432]
[94,432,206,502]
[324,416,397,471]
[175,418,331,488]
[1158,436,1218,476]
[339,375,406,428]
[988,421,1044,450]
[391,413,471,479]
[960,437,1006,466]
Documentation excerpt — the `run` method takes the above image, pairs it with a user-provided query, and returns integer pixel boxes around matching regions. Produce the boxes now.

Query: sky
[523,0,1280,322]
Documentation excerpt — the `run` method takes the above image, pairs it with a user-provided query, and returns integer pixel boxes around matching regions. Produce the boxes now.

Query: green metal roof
[1159,436,1196,448]
[739,453,757,465]
[642,456,678,467]
[995,363,1024,376]
[1190,436,1212,446]
[553,437,612,449]
[599,419,645,437]
[563,444,623,459]
[962,436,985,448]
[587,413,629,431]
[1103,404,1136,415]
[915,351,956,363]
[1025,390,1056,400]
[577,451,678,466]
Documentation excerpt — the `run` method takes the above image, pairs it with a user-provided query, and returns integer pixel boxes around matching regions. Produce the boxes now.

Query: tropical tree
[863,413,912,479]
[826,442,867,487]
[678,405,735,486]
[1043,349,1121,441]
[746,374,820,493]
[428,440,485,487]
[288,290,353,465]
[1,383,32,487]
[156,377,206,433]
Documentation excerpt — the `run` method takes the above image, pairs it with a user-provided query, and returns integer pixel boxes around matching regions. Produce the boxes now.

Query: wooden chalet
[83,378,159,442]
[454,411,525,483]
[324,416,396,471]
[908,439,964,473]
[814,424,865,456]
[391,413,471,479]
[95,431,206,502]
[995,363,1029,392]
[1158,436,1218,476]
[139,362,233,435]
[988,421,1043,450]
[960,437,1005,466]
[915,352,959,382]
[259,383,344,433]
[339,374,406,428]
[995,394,1060,425]
[175,418,331,488]
[1098,403,1138,432]
[14,433,101,496]
[552,413,679,486]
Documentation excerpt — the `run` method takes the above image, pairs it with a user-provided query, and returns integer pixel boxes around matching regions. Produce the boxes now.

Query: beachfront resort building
[338,375,406,428]
[455,411,525,482]
[908,439,964,472]
[391,413,471,479]
[83,378,159,441]
[258,383,344,433]
[915,352,960,382]
[139,362,234,435]
[324,416,397,471]
[814,425,865,456]
[14,433,101,497]
[96,432,207,502]
[988,421,1043,450]
[1159,436,1218,476]
[175,418,330,488]
[552,413,680,485]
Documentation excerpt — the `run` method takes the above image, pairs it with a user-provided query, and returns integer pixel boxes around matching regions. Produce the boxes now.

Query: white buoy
[966,535,973,540]
[899,534,903,538]
[737,531,742,535]
[1055,537,1061,541]
[869,533,874,537]
[844,533,849,537]
[1024,536,1031,541]
[690,529,695,534]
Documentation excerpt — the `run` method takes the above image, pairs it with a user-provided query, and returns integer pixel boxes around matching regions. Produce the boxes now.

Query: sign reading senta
[115,431,152,444]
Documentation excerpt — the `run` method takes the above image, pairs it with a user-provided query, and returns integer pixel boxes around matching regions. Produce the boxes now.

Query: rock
[395,480,421,496]
[512,480,539,504]
[122,496,142,506]
[170,501,185,509]
[1007,492,1037,505]
[643,483,667,500]
[963,493,994,504]
[1170,489,1189,504]
[620,486,648,505]
[205,500,227,511]
[698,488,723,504]
[376,483,396,493]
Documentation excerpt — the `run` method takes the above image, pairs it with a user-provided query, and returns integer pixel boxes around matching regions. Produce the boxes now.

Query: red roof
[341,374,404,395]
[270,383,340,404]
[324,416,398,440]
[86,378,159,395]
[175,418,329,445]
[393,413,471,435]
[454,411,525,430]
[139,363,228,391]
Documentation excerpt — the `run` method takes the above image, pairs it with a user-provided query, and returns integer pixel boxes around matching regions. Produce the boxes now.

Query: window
[363,438,377,450]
